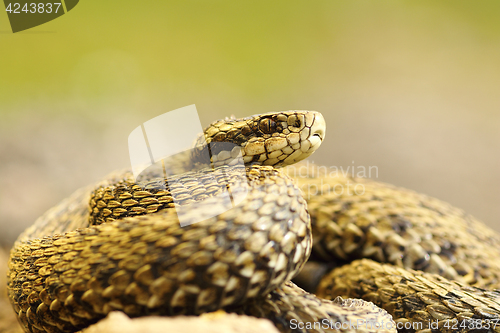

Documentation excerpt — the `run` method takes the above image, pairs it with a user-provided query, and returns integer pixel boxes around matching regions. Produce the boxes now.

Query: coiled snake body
[7,111,500,333]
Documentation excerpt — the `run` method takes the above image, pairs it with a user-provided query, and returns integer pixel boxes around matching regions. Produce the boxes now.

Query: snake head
[199,110,326,168]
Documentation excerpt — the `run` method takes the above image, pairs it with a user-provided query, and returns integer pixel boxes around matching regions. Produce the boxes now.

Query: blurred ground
[0,0,499,247]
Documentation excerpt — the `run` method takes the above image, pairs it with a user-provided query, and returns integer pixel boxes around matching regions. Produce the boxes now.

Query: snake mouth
[309,133,322,150]
[312,133,323,140]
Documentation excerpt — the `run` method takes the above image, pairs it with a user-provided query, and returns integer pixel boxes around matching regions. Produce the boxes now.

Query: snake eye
[259,118,277,134]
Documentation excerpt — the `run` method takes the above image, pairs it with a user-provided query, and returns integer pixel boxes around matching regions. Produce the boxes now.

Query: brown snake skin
[318,259,500,333]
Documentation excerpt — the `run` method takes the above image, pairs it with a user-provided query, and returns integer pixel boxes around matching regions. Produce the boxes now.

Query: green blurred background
[0,0,499,246]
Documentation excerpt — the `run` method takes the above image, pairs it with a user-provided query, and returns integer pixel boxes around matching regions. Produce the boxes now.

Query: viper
[7,111,500,333]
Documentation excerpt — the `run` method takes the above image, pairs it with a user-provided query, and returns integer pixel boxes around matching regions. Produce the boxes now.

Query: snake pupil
[259,118,277,134]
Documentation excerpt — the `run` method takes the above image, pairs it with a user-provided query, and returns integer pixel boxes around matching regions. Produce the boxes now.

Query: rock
[81,311,279,333]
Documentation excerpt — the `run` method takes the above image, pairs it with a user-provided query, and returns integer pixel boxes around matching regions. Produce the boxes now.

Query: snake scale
[6,111,500,333]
